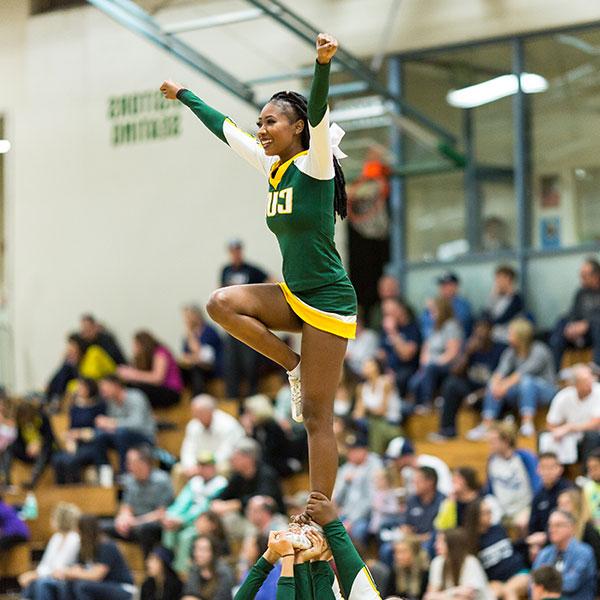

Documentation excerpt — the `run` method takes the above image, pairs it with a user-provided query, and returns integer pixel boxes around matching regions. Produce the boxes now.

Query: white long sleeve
[223,119,278,176]
[37,532,80,577]
[179,411,245,469]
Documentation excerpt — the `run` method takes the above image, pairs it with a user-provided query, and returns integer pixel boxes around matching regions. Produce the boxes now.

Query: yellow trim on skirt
[278,282,357,340]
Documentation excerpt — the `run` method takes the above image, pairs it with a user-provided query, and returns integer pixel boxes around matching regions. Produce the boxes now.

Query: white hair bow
[330,122,348,160]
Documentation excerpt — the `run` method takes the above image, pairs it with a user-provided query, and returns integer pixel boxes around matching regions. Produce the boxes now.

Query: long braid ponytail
[269,91,348,221]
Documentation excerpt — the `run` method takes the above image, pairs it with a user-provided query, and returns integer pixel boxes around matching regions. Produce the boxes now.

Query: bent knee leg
[206,287,236,325]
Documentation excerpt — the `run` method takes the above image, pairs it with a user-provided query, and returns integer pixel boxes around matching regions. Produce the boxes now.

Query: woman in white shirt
[19,502,81,598]
[425,528,494,600]
[353,357,402,455]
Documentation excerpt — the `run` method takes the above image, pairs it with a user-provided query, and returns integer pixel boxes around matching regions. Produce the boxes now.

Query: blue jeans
[23,577,69,600]
[68,580,133,600]
[53,442,98,484]
[93,428,153,472]
[408,363,451,405]
[482,374,556,420]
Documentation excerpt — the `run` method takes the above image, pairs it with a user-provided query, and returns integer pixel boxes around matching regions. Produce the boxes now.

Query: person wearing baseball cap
[162,450,227,574]
[385,436,452,497]
[420,270,473,339]
[332,426,383,548]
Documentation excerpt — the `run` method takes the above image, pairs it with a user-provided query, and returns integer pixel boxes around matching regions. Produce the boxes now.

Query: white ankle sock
[287,361,301,378]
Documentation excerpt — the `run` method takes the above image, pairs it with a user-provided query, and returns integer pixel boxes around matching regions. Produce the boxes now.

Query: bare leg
[207,284,302,371]
[301,323,348,499]
[489,581,505,599]
[502,573,530,600]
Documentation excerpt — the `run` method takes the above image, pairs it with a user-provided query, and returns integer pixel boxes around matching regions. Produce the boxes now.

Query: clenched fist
[316,33,338,64]
[160,80,183,100]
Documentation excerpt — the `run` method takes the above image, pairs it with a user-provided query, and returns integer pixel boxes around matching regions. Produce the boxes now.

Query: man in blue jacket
[533,510,597,600]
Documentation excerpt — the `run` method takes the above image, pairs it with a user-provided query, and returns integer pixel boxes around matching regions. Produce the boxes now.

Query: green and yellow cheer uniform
[232,557,339,600]
[231,520,382,600]
[177,60,357,339]
[323,518,382,600]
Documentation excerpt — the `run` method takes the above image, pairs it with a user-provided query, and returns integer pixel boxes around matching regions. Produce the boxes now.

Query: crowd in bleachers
[0,249,599,599]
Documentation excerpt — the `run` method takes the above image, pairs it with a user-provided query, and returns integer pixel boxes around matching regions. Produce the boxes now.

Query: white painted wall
[5,5,293,391]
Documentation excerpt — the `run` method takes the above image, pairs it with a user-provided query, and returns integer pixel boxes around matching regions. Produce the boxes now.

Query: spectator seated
[483,264,525,345]
[409,297,463,411]
[161,451,227,574]
[94,375,156,473]
[352,357,403,455]
[1,399,56,489]
[540,363,600,464]
[550,257,600,370]
[172,394,244,493]
[467,318,556,440]
[379,298,421,396]
[180,303,223,396]
[430,319,504,441]
[102,445,173,558]
[333,426,383,548]
[118,330,183,409]
[52,377,106,484]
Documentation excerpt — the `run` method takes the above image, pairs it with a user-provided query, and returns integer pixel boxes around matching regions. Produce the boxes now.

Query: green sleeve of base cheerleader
[308,60,331,127]
[293,562,314,600]
[322,519,366,598]
[310,560,337,600]
[177,89,228,144]
[276,576,296,600]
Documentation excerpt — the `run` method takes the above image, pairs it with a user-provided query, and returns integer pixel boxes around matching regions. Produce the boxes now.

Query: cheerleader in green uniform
[233,500,383,600]
[161,33,357,502]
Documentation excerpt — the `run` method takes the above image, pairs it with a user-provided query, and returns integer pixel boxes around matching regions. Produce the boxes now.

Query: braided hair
[269,91,348,220]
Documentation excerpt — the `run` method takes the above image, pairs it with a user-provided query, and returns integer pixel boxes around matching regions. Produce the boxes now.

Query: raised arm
[233,556,276,600]
[308,493,382,600]
[298,34,338,181]
[310,561,337,600]
[160,80,273,176]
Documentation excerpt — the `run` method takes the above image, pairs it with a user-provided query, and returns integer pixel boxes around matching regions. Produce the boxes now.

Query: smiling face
[256,101,305,157]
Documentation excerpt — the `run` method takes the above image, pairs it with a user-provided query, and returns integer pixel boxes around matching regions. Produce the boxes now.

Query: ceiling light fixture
[0,140,11,154]
[447,73,548,109]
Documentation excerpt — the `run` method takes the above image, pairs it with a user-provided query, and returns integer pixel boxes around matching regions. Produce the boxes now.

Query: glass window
[574,167,600,244]
[403,43,515,259]
[406,171,465,261]
[480,180,517,251]
[527,29,600,249]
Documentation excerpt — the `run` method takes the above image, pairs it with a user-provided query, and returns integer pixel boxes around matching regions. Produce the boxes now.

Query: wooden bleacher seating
[561,347,593,370]
[0,543,31,578]
[406,406,543,481]
[5,485,117,549]
[117,541,146,584]
[5,366,561,587]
